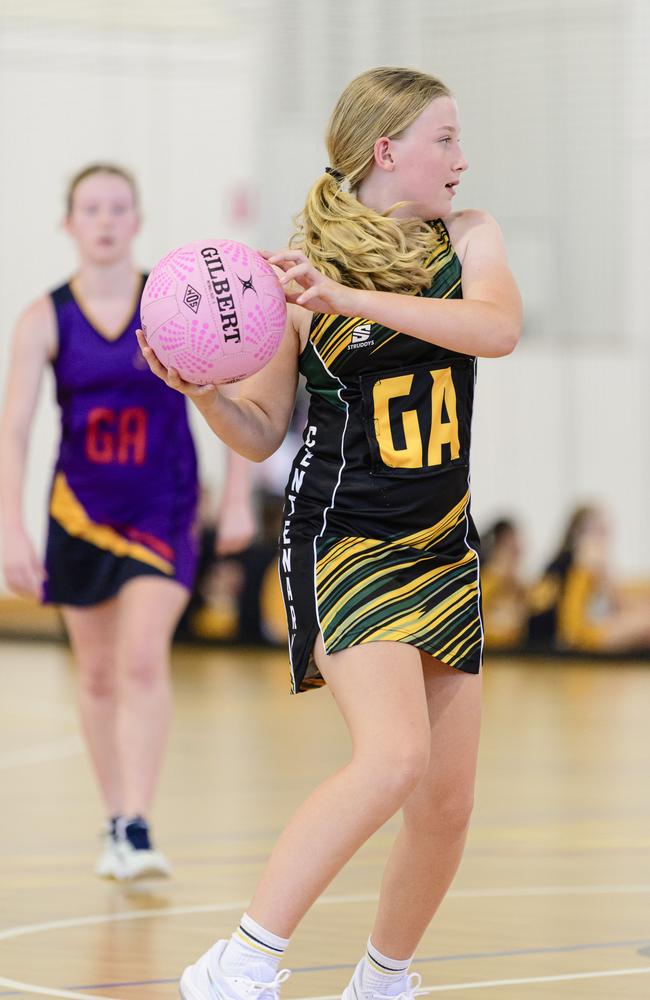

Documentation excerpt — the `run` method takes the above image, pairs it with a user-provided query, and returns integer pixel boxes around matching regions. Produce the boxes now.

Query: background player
[139,67,522,998]
[0,163,199,879]
[528,503,650,653]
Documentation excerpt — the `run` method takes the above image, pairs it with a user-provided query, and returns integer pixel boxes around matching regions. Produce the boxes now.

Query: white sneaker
[342,961,425,1000]
[95,819,122,879]
[180,939,291,1000]
[117,839,172,879]
[115,815,171,880]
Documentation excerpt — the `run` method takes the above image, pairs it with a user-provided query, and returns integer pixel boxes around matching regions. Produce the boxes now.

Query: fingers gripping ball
[140,240,287,384]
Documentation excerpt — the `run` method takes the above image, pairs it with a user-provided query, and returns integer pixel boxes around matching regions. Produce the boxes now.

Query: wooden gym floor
[1,641,650,999]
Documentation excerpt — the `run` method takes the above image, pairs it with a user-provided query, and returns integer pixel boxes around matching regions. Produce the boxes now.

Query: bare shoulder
[288,302,312,353]
[442,209,505,263]
[14,294,58,361]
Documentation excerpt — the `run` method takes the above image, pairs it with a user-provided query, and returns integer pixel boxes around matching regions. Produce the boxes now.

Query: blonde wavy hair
[291,67,452,294]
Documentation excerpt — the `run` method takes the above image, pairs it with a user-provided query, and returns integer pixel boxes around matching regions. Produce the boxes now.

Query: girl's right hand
[3,531,47,600]
[136,330,220,401]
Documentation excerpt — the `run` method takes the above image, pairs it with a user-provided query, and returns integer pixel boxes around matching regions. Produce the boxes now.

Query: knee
[364,739,431,806]
[408,786,475,838]
[120,644,168,690]
[435,793,475,836]
[79,652,115,699]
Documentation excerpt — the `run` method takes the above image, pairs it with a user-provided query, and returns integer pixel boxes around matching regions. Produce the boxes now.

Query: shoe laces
[393,973,425,1000]
[246,968,291,1000]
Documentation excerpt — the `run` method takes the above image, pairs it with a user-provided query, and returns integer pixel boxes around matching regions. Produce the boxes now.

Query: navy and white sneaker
[342,961,424,1000]
[116,815,171,880]
[95,815,123,879]
[180,939,291,1000]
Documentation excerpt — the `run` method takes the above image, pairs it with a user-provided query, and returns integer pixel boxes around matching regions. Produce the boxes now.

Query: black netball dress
[279,220,483,692]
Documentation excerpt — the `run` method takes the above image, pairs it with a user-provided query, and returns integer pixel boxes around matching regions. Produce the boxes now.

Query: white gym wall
[0,0,648,585]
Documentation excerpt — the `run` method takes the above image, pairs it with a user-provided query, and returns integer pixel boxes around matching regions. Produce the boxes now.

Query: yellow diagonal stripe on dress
[317,491,470,586]
[318,539,474,635]
[442,277,461,298]
[50,472,174,575]
[316,493,470,601]
[423,226,454,270]
[398,491,470,549]
[311,313,339,346]
[323,555,476,646]
[318,315,366,368]
[371,331,401,355]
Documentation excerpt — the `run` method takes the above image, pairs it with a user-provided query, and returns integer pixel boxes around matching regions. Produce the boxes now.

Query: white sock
[219,913,289,982]
[361,938,413,996]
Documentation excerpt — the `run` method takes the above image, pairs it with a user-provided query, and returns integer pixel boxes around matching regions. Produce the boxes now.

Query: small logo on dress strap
[349,323,374,349]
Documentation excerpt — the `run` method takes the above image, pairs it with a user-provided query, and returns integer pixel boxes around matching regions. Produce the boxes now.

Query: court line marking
[2,887,650,999]
[6,963,650,1000]
[0,978,114,1000]
[295,965,650,997]
[3,966,650,1000]
[3,885,650,942]
[3,937,648,995]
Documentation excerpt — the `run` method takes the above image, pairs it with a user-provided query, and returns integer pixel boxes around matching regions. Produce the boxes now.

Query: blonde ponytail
[291,67,453,295]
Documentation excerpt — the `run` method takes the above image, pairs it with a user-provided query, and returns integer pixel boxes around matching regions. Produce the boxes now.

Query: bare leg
[115,576,188,817]
[62,599,123,814]
[600,604,650,651]
[248,638,432,937]
[370,655,482,957]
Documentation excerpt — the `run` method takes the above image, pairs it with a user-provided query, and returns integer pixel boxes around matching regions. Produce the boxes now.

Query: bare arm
[136,304,301,462]
[0,296,57,596]
[270,211,523,358]
[214,385,258,555]
[215,451,258,556]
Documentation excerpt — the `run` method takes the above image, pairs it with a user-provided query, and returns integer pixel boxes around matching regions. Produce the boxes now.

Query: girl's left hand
[262,249,359,316]
[136,329,218,401]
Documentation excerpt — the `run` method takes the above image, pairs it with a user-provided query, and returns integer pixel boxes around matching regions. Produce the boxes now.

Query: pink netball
[140,240,287,385]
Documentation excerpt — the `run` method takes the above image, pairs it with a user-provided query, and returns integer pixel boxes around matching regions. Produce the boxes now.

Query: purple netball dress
[43,277,199,605]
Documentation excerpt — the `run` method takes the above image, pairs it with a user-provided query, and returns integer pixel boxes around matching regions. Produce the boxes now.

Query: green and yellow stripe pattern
[307,219,461,370]
[315,491,482,669]
[310,312,369,369]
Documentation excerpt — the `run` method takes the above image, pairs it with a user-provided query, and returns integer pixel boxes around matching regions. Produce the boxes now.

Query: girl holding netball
[0,164,199,880]
[140,67,521,999]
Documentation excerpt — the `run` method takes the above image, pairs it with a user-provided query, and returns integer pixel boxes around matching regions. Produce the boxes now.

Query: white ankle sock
[220,913,289,982]
[361,938,412,996]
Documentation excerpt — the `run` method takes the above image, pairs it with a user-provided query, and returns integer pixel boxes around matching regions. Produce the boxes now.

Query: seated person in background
[178,452,288,646]
[528,503,650,654]
[480,517,528,650]
[176,455,256,642]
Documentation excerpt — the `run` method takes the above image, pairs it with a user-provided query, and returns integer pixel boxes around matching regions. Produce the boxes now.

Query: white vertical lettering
[291,468,305,492]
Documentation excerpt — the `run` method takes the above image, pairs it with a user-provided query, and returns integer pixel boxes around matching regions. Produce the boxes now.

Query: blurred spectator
[528,504,650,654]
[480,517,528,650]
[176,424,298,646]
